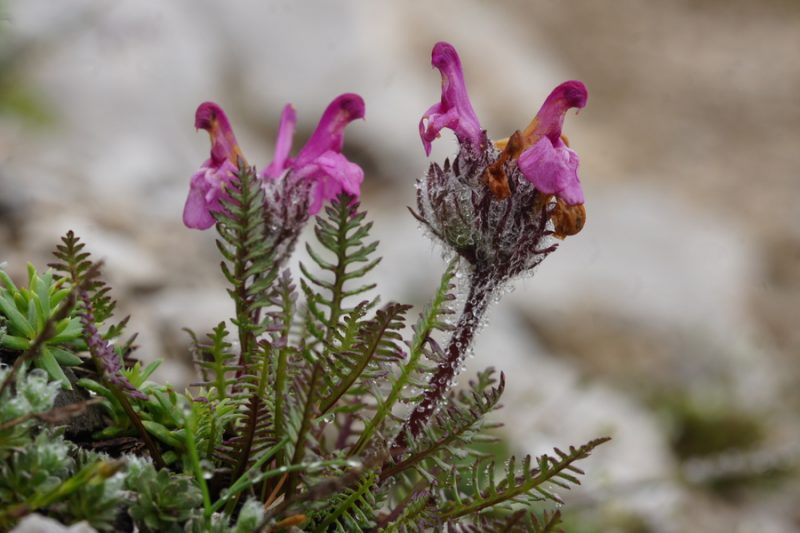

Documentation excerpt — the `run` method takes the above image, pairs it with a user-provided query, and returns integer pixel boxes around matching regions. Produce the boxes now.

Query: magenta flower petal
[285,93,366,212]
[294,150,364,214]
[194,102,244,167]
[518,138,584,205]
[419,42,482,156]
[294,93,365,168]
[186,95,366,229]
[183,160,238,229]
[523,80,588,144]
[517,80,588,205]
[183,169,215,230]
[183,102,244,230]
[312,151,364,197]
[261,104,297,180]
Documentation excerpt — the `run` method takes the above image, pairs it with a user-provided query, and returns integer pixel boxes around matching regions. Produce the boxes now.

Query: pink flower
[261,94,366,214]
[184,95,365,230]
[418,42,588,208]
[261,104,297,180]
[183,102,246,230]
[517,81,588,205]
[419,42,483,156]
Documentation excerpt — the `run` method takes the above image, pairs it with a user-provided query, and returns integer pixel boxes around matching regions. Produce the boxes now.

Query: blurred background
[1,1,799,531]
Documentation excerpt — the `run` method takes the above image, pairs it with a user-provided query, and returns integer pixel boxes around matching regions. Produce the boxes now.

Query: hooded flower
[419,42,483,156]
[419,42,587,209]
[516,81,587,206]
[183,102,246,230]
[184,95,365,230]
[261,93,366,214]
[413,42,590,281]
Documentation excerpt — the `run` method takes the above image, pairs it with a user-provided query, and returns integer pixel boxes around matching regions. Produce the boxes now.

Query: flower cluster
[183,43,588,278]
[415,41,588,283]
[183,94,365,231]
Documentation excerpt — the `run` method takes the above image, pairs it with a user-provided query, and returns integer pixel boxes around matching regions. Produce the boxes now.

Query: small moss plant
[0,42,607,532]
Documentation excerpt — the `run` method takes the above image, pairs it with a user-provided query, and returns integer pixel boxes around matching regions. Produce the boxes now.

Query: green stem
[185,403,212,517]
[212,437,288,515]
[230,343,272,502]
[112,387,165,469]
[284,360,321,496]
[273,345,288,449]
[273,281,294,463]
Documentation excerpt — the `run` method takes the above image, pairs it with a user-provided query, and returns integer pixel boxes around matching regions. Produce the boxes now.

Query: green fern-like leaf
[212,167,288,491]
[213,167,278,364]
[49,231,131,351]
[373,486,432,532]
[307,470,381,532]
[188,322,239,402]
[187,392,238,462]
[269,269,298,462]
[287,195,381,494]
[318,302,411,416]
[446,508,564,533]
[435,437,610,522]
[299,194,380,350]
[350,257,458,456]
[222,342,277,483]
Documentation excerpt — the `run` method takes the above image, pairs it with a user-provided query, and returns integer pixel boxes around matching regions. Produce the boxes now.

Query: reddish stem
[394,270,493,449]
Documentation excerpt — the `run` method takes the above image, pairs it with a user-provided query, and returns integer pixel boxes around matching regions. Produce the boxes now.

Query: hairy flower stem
[395,268,494,449]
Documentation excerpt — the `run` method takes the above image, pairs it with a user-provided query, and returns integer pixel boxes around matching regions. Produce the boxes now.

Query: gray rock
[11,514,97,533]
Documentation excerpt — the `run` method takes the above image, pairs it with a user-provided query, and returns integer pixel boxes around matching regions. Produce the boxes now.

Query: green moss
[665,399,765,460]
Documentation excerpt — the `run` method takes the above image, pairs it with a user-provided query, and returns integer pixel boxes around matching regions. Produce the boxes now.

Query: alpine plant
[0,41,605,532]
